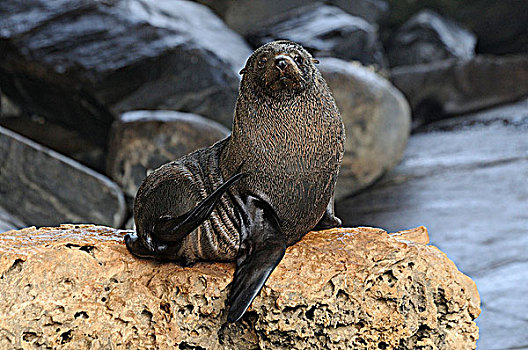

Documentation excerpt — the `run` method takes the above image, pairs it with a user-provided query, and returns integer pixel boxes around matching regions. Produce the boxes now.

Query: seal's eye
[257,56,268,68]
[294,55,304,65]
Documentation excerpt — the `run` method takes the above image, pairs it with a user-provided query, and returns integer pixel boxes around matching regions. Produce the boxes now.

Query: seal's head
[239,40,319,97]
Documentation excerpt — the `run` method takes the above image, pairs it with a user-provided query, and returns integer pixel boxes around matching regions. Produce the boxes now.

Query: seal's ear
[239,67,247,75]
[312,58,320,64]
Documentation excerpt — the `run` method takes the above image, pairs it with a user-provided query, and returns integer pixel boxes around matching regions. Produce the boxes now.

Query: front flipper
[227,196,286,323]
[313,194,342,231]
[152,172,247,242]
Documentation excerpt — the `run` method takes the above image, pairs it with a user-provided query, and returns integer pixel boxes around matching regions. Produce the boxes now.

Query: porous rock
[107,110,230,199]
[0,126,125,228]
[248,3,386,67]
[0,0,251,145]
[391,55,528,125]
[319,58,411,200]
[0,225,480,349]
[387,9,476,67]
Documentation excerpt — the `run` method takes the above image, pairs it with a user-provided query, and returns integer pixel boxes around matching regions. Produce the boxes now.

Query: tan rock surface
[0,225,479,349]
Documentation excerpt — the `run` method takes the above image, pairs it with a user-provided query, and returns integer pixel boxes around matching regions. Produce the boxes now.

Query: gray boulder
[124,216,135,230]
[248,4,386,67]
[0,0,251,146]
[388,9,476,67]
[327,0,389,25]
[319,58,411,200]
[460,0,528,55]
[391,55,528,126]
[107,110,230,199]
[0,93,21,119]
[194,0,309,36]
[0,126,126,228]
[0,207,25,233]
[194,0,389,36]
[0,115,106,173]
[387,0,528,55]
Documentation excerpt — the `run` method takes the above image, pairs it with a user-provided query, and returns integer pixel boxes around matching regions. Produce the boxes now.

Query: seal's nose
[275,57,288,71]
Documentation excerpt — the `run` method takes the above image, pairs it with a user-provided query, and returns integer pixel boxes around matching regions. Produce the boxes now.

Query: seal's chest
[258,136,340,176]
[250,122,339,168]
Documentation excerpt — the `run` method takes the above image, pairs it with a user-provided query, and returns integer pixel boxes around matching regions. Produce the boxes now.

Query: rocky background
[0,0,526,348]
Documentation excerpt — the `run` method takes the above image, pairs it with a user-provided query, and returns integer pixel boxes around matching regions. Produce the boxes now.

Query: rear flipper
[313,194,342,231]
[125,171,247,259]
[227,196,286,323]
[152,172,248,242]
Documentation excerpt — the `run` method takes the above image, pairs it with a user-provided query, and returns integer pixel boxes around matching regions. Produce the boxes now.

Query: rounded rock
[319,58,411,201]
[107,110,230,198]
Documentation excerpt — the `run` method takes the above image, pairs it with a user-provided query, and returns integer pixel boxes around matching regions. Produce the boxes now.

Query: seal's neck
[221,77,338,178]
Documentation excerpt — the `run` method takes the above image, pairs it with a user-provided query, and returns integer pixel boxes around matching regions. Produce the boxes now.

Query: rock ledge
[0,225,479,349]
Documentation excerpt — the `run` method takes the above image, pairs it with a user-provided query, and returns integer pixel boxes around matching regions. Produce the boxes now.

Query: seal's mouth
[265,54,305,92]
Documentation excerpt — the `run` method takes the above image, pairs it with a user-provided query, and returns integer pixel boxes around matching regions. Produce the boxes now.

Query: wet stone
[319,58,411,200]
[248,3,386,67]
[0,0,251,145]
[107,110,230,199]
[194,0,389,36]
[0,126,126,228]
[390,54,528,127]
[0,115,106,173]
[387,9,476,67]
[0,207,25,233]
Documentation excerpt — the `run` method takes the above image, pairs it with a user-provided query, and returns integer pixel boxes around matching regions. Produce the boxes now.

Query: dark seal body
[221,64,343,245]
[132,138,241,262]
[125,40,345,322]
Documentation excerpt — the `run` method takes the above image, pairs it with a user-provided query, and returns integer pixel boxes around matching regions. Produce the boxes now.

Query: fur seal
[124,40,345,322]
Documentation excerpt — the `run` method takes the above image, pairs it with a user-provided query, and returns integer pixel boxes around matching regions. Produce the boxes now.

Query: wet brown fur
[221,40,345,245]
[132,40,344,263]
